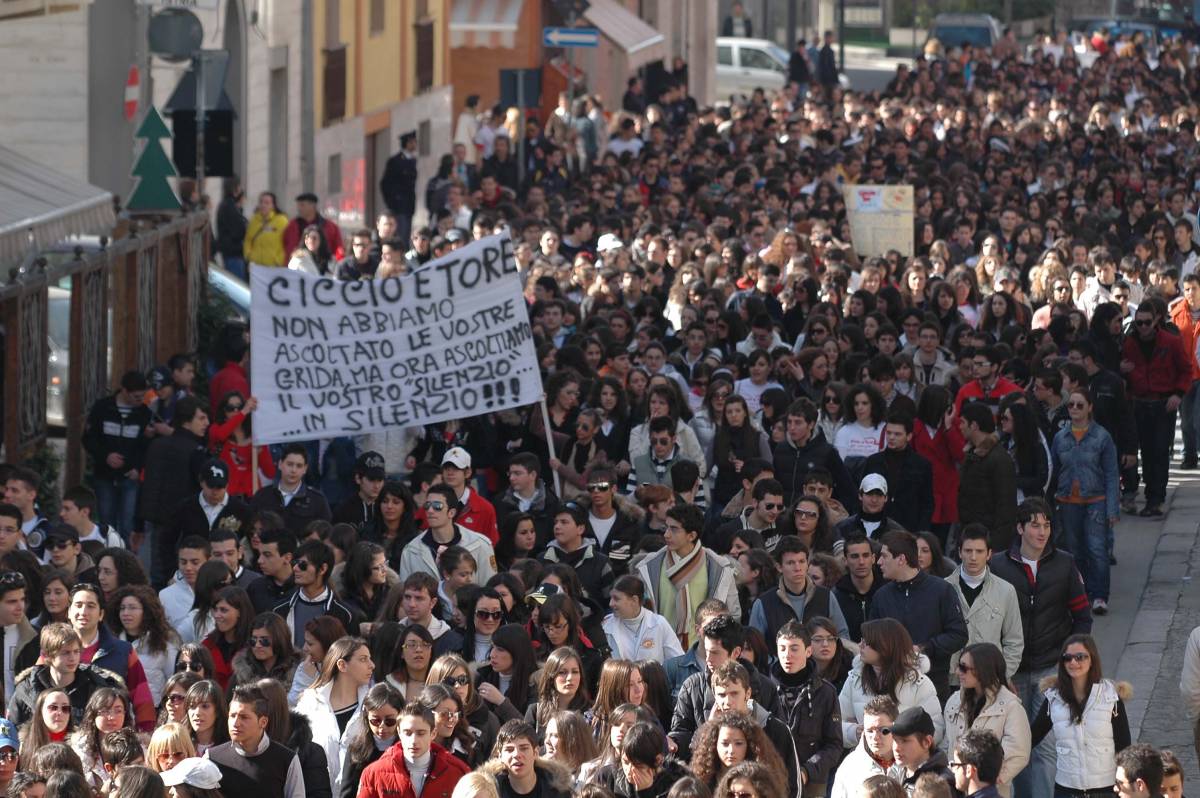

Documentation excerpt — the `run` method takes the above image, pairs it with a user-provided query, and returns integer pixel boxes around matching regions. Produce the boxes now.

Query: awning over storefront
[583,0,667,71]
[450,0,525,49]
[0,144,114,266]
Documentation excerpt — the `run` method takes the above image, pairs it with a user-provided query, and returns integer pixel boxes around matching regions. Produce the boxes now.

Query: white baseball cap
[441,446,472,469]
[160,758,222,790]
[859,473,888,495]
[597,233,624,253]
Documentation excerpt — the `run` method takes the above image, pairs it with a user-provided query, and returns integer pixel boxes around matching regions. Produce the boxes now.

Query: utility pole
[838,0,846,71]
[196,55,207,189]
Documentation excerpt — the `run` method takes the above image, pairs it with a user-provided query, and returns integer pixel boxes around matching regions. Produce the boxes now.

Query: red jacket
[1169,299,1200,381]
[1122,328,1192,398]
[953,376,1022,418]
[209,412,277,497]
[283,215,345,262]
[457,488,499,544]
[912,419,966,524]
[201,634,238,692]
[357,742,469,798]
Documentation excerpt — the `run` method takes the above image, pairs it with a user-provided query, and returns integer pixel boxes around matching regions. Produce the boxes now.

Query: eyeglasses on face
[795,508,819,519]
[434,710,461,721]
[809,635,836,645]
[651,436,673,446]
[956,661,975,673]
[424,500,447,511]
[180,661,205,673]
[761,502,783,511]
[443,675,471,687]
[586,482,612,492]
[251,636,273,648]
[166,693,187,705]
[293,560,311,571]
[403,641,432,651]
[1061,652,1090,663]
[824,396,840,404]
[475,609,504,622]
[1135,319,1154,327]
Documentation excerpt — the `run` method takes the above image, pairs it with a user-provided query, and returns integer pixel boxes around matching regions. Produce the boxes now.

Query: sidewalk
[1111,467,1200,776]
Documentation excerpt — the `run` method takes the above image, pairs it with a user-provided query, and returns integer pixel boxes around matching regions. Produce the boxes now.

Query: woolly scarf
[663,544,705,647]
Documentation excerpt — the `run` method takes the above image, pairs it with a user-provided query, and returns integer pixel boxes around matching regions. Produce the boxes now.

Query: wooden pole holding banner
[251,438,260,494]
[539,396,562,497]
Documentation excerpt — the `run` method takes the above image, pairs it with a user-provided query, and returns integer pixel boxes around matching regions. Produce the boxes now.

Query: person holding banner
[397,485,497,586]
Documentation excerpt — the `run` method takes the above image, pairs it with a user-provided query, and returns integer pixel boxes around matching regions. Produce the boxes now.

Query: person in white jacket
[831,695,900,798]
[294,635,374,796]
[397,485,496,584]
[110,584,182,706]
[942,643,1031,797]
[159,537,209,633]
[945,525,1024,685]
[635,505,740,650]
[839,618,944,750]
[602,574,685,663]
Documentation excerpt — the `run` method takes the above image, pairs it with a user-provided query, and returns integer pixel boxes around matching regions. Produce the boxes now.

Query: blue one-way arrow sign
[543,26,600,47]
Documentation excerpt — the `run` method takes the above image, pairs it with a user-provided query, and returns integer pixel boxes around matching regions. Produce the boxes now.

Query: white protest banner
[843,184,914,257]
[249,233,541,444]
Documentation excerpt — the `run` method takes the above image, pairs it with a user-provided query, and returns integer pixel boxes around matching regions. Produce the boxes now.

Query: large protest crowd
[4,17,1200,798]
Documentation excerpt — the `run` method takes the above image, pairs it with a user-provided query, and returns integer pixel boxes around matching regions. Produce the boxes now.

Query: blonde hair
[427,654,481,714]
[450,771,500,798]
[40,622,82,657]
[146,722,197,773]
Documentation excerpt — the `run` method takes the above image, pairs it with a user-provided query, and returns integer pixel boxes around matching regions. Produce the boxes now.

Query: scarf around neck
[666,544,705,646]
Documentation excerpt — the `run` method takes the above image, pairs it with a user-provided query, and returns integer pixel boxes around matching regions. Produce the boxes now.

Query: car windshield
[767,43,791,65]
[934,25,994,47]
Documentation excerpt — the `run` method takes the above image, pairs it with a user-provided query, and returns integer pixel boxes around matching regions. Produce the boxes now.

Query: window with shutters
[323,46,346,125]
[415,20,434,91]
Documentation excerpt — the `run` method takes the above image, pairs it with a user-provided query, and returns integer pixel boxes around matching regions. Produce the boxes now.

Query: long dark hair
[107,584,176,655]
[248,612,298,674]
[859,619,919,699]
[369,622,406,685]
[713,394,760,467]
[186,679,230,744]
[777,495,836,553]
[483,624,536,710]
[458,586,507,660]
[345,683,404,766]
[75,687,134,759]
[1055,634,1103,724]
[534,647,591,728]
[589,376,629,423]
[533,593,586,656]
[915,384,953,429]
[958,642,1008,726]
[1001,402,1042,483]
[419,683,475,760]
[343,542,386,606]
[191,561,234,640]
[97,548,149,588]
[209,586,254,649]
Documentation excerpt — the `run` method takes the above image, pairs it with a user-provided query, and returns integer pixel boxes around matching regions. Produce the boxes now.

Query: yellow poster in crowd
[843,185,914,257]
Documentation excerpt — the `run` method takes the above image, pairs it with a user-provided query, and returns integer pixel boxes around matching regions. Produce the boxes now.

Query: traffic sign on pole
[124,66,140,121]
[542,26,600,47]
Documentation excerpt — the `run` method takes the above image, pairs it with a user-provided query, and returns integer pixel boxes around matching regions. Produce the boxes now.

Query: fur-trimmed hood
[230,648,299,692]
[480,756,574,794]
[1039,675,1133,700]
[287,708,315,749]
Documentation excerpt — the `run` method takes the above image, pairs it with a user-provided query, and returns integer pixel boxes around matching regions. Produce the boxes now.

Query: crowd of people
[8,14,1200,798]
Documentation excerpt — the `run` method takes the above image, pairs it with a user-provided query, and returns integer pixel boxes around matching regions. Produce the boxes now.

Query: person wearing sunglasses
[398,485,497,587]
[43,525,97,585]
[711,478,785,557]
[831,695,899,798]
[580,467,640,578]
[228,612,299,694]
[949,729,1006,798]
[1029,634,1130,798]
[1050,388,1120,615]
[1121,300,1191,518]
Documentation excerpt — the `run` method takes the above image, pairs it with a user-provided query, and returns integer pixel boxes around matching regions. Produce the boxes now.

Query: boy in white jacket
[397,484,496,584]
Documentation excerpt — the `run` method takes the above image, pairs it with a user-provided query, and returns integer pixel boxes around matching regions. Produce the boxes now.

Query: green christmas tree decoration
[127,107,181,211]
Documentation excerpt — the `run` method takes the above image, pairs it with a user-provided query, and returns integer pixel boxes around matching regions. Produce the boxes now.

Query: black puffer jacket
[598,755,692,798]
[7,663,122,728]
[668,657,779,757]
[989,542,1092,672]
[288,710,332,798]
[770,662,843,785]
[773,429,856,507]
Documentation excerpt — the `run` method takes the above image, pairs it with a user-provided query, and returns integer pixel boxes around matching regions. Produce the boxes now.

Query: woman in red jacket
[209,392,276,497]
[912,385,966,549]
[357,701,469,798]
[200,586,254,691]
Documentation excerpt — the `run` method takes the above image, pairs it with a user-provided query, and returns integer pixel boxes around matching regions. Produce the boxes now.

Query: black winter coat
[288,710,333,798]
[868,570,968,689]
[7,663,121,728]
[773,430,856,507]
[770,662,843,785]
[861,447,934,533]
[82,394,153,480]
[989,542,1092,672]
[137,429,207,525]
[957,434,1018,551]
[598,756,692,798]
[668,658,779,757]
[832,570,885,642]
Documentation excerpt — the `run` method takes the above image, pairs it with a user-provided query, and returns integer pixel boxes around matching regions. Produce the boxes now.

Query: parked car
[928,13,1004,50]
[716,36,849,99]
[39,236,246,428]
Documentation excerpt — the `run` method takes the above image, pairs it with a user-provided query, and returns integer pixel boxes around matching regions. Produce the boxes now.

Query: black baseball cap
[891,707,935,737]
[199,459,230,489]
[355,451,387,480]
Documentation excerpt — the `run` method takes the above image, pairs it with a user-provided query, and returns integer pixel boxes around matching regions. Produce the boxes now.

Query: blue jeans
[92,476,137,542]
[1058,502,1110,601]
[1013,665,1057,798]
[1182,381,1200,461]
[223,255,247,281]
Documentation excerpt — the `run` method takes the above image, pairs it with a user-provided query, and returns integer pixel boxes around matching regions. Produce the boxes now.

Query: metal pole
[838,0,846,72]
[539,397,562,496]
[196,55,207,190]
[787,0,797,50]
[517,73,527,187]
